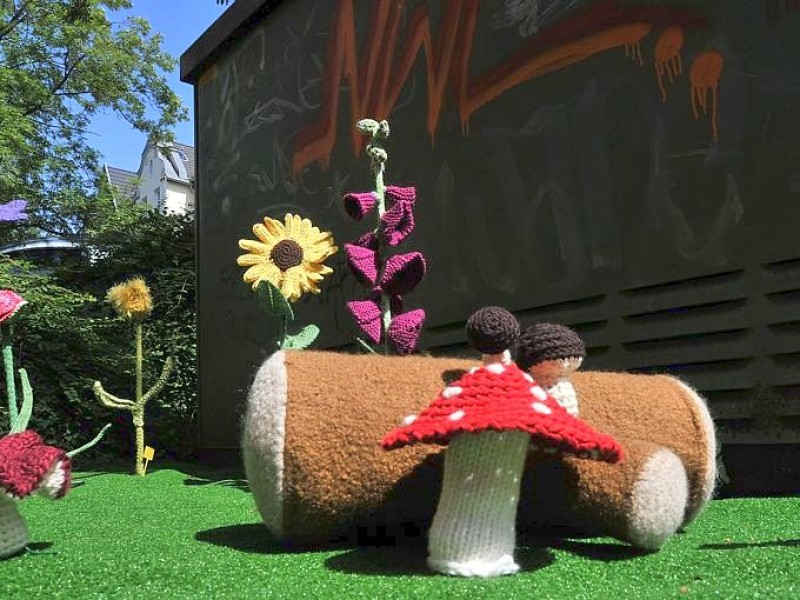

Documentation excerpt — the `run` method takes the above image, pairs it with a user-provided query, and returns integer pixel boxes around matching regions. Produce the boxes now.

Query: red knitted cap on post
[0,430,72,499]
[382,362,622,462]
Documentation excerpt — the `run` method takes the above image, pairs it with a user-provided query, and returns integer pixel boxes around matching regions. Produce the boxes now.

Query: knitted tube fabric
[466,307,520,354]
[516,323,586,370]
[0,496,29,559]
[427,430,529,577]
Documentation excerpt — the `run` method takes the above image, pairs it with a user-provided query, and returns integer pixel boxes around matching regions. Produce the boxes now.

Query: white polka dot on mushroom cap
[442,386,463,399]
[531,402,552,415]
[485,363,505,375]
[449,410,465,421]
[468,367,479,374]
[402,415,417,426]
[522,373,534,383]
[530,386,548,400]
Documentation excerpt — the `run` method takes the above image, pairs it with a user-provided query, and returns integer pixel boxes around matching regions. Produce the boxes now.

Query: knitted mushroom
[516,322,586,416]
[0,431,71,558]
[382,307,622,577]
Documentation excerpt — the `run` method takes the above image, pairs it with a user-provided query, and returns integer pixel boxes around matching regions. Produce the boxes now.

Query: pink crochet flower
[380,198,415,246]
[380,252,426,297]
[345,244,379,287]
[347,299,383,344]
[388,309,426,354]
[385,186,416,206]
[343,192,378,221]
[0,290,26,324]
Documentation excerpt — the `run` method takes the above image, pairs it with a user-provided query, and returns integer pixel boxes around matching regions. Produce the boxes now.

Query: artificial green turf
[0,465,797,599]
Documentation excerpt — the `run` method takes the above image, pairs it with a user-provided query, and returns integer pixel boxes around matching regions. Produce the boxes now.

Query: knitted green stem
[133,409,145,476]
[67,423,112,458]
[135,322,143,406]
[366,125,392,354]
[11,368,33,433]
[1,324,18,429]
[93,321,174,475]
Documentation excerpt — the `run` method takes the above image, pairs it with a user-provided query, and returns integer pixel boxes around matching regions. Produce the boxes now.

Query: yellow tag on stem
[142,446,155,475]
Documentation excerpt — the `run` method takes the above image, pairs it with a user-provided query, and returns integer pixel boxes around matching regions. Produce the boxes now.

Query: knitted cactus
[342,118,427,354]
[93,278,174,475]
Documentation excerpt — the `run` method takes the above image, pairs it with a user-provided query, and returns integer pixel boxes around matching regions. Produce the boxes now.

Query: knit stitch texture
[0,431,71,499]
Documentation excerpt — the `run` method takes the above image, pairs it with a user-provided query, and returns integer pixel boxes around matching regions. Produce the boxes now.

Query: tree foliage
[0,0,186,239]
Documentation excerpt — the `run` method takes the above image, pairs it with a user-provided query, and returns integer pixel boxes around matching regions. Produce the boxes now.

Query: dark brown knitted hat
[516,322,586,370]
[465,306,520,354]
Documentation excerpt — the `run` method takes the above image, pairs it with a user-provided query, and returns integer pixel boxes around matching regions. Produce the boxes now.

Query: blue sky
[90,1,230,172]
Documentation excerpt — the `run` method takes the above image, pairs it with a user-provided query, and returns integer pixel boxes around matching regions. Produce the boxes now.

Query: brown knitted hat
[516,322,586,370]
[465,306,520,354]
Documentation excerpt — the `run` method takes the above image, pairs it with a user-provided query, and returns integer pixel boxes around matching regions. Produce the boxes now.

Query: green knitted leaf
[283,324,320,350]
[254,280,294,320]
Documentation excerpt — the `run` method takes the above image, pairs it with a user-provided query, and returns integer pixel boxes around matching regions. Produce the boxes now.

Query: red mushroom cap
[0,430,72,499]
[382,362,622,462]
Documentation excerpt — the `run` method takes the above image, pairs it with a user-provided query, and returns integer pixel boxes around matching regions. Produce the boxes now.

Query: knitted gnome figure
[0,431,72,558]
[382,307,623,577]
[516,323,586,416]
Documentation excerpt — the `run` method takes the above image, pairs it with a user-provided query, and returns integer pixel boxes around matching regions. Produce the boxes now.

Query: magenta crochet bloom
[388,309,426,355]
[342,192,378,221]
[380,252,426,296]
[345,244,379,287]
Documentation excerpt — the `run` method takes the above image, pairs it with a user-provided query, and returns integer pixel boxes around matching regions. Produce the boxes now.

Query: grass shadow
[183,477,250,492]
[325,545,555,576]
[700,539,800,550]
[546,538,653,562]
[195,523,346,555]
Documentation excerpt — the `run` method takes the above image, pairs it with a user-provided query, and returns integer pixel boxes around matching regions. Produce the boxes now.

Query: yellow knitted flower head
[106,278,153,322]
[237,213,338,303]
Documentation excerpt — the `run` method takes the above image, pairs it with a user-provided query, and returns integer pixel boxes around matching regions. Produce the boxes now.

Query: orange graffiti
[690,50,724,141]
[624,37,645,66]
[654,26,684,102]
[292,0,708,175]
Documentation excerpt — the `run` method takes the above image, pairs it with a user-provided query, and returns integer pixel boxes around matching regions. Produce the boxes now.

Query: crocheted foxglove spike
[387,308,426,355]
[380,252,426,297]
[385,185,417,205]
[342,191,378,221]
[347,299,383,344]
[380,198,415,247]
[344,244,379,287]
[0,199,27,222]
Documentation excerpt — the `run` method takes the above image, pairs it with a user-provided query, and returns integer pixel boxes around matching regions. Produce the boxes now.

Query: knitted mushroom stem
[0,495,28,559]
[427,430,529,577]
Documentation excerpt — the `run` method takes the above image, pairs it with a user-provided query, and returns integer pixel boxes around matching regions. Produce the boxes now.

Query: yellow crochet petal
[263,217,285,239]
[253,222,279,245]
[239,239,270,254]
[237,253,264,267]
[243,262,281,288]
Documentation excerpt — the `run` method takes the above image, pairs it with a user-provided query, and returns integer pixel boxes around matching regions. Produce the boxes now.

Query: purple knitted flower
[0,199,28,222]
[380,252,426,297]
[380,199,415,247]
[388,309,426,354]
[345,244,379,287]
[347,299,383,344]
[343,192,378,221]
[385,186,416,206]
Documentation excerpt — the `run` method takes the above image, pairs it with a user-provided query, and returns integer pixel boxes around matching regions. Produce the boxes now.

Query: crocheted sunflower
[237,214,338,302]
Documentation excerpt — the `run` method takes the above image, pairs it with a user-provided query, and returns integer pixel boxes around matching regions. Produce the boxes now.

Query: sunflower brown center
[270,239,304,271]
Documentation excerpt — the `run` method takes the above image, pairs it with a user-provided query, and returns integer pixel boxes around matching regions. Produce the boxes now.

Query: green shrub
[0,209,197,458]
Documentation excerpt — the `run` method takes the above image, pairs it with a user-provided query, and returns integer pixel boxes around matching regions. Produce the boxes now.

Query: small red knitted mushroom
[0,431,72,558]
[383,361,622,577]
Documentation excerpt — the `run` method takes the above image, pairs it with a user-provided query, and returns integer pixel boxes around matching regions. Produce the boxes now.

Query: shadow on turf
[700,539,800,550]
[324,546,555,576]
